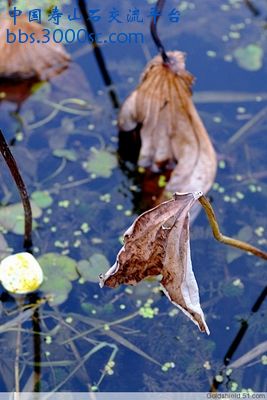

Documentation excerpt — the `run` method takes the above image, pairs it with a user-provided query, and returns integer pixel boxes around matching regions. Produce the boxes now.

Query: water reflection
[0,0,266,393]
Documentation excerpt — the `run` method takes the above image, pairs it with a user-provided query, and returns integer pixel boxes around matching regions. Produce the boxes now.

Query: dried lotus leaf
[118,51,217,200]
[0,15,70,81]
[100,191,209,334]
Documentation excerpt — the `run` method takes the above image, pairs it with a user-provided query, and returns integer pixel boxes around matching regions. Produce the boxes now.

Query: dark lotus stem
[32,306,41,391]
[210,286,267,392]
[0,129,32,249]
[244,0,261,16]
[199,195,267,261]
[78,0,120,109]
[150,0,170,64]
[8,0,12,8]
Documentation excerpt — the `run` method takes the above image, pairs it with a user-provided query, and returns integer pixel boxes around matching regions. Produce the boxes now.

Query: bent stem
[0,130,32,249]
[198,195,267,261]
[150,0,170,64]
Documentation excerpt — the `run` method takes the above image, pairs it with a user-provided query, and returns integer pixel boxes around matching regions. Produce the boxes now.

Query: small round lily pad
[83,148,117,178]
[234,44,263,71]
[77,253,110,283]
[31,191,53,209]
[38,253,78,305]
[53,149,77,162]
[0,202,42,235]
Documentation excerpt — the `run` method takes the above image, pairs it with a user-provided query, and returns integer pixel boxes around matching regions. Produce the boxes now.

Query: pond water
[0,0,266,393]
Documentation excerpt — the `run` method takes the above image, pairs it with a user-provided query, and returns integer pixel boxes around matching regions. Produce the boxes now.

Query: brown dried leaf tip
[100,191,210,335]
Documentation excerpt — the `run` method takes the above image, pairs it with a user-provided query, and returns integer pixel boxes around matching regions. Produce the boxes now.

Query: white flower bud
[0,252,43,294]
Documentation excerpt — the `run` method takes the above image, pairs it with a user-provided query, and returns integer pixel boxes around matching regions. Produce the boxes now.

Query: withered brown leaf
[100,191,210,334]
[0,15,70,81]
[118,51,217,197]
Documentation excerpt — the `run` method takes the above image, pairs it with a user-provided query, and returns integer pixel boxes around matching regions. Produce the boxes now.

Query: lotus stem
[244,0,261,16]
[210,285,267,392]
[32,306,41,391]
[78,0,120,109]
[0,130,32,249]
[150,0,170,64]
[198,195,267,261]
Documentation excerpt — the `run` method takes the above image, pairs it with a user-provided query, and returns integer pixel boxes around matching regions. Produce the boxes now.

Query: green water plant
[234,44,263,71]
[38,253,78,305]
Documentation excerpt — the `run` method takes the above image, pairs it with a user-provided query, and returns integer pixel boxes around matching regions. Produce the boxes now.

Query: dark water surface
[0,0,266,393]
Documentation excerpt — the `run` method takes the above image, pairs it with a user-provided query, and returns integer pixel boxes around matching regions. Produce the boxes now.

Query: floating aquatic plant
[0,202,41,235]
[83,148,118,178]
[234,44,263,71]
[38,253,78,305]
[31,191,53,209]
[77,253,110,283]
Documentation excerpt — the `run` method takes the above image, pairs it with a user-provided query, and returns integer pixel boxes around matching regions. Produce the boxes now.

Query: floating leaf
[0,202,42,235]
[234,44,263,71]
[226,226,254,263]
[83,148,117,178]
[100,192,209,334]
[77,253,110,283]
[31,191,53,209]
[0,253,43,294]
[38,253,78,280]
[236,226,253,242]
[38,253,78,305]
[226,248,242,264]
[53,149,77,161]
[41,278,72,306]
